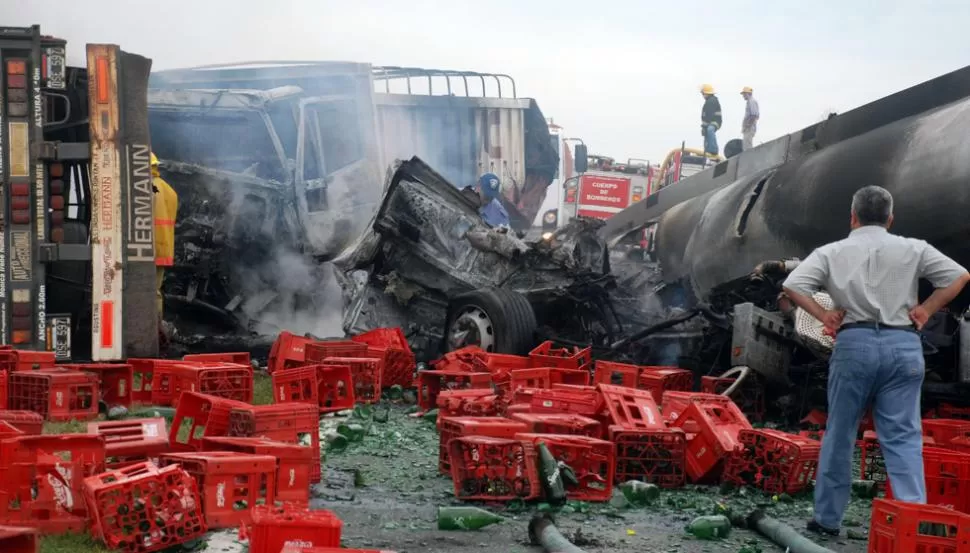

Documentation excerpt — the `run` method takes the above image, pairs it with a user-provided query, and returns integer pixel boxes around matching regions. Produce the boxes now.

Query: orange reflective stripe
[155,256,174,266]
[154,219,175,226]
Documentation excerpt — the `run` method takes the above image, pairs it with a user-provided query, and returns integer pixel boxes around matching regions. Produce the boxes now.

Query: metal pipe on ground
[529,515,588,553]
[746,510,838,553]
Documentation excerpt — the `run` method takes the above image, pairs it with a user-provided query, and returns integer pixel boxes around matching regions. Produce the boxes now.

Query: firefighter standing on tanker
[700,84,722,157]
[151,153,178,319]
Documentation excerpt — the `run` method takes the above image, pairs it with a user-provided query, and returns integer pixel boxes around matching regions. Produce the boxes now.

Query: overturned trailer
[599,64,970,407]
[146,63,557,338]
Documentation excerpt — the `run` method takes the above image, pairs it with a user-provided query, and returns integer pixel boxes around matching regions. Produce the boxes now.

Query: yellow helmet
[741,86,753,94]
[150,152,159,167]
[700,84,715,95]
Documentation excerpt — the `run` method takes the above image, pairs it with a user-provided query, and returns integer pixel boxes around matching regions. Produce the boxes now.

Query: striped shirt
[783,225,968,326]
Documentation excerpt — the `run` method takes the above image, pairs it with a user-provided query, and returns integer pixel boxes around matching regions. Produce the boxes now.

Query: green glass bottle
[686,515,732,540]
[337,422,366,442]
[325,430,349,452]
[423,408,439,422]
[619,480,660,505]
[437,506,505,530]
[536,442,567,505]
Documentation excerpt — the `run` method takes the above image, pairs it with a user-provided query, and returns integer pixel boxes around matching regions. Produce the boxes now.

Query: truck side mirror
[574,144,588,173]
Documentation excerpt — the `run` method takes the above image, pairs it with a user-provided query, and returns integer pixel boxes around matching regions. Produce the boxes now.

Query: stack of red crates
[722,429,820,494]
[437,417,528,474]
[227,403,322,483]
[151,361,253,407]
[885,446,970,514]
[7,368,99,421]
[160,451,277,528]
[61,363,134,409]
[350,327,415,389]
[202,436,312,505]
[82,461,207,553]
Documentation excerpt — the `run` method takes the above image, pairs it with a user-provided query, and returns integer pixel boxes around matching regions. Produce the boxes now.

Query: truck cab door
[294,96,382,259]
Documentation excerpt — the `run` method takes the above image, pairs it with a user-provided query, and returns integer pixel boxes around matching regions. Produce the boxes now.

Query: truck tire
[446,288,537,355]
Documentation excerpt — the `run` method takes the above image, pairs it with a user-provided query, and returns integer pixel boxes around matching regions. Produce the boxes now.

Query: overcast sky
[6,0,969,184]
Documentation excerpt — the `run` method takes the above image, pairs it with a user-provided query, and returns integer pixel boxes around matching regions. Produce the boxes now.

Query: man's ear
[886,214,894,230]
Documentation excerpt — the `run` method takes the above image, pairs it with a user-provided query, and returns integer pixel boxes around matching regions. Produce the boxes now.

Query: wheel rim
[447,306,496,352]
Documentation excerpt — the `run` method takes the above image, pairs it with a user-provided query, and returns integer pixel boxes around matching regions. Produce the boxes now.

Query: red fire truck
[560,160,653,223]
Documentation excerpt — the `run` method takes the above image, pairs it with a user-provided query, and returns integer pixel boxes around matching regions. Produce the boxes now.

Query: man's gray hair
[851,185,894,226]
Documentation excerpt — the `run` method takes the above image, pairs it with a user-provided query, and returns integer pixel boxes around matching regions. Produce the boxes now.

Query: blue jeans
[814,327,926,529]
[703,124,718,156]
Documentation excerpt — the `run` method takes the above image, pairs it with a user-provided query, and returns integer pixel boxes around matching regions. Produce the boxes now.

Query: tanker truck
[599,63,970,407]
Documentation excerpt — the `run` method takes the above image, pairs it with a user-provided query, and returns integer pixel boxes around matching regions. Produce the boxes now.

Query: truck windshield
[148,109,286,181]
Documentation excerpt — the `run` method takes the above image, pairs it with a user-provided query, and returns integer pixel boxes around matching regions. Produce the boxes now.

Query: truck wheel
[446,288,536,355]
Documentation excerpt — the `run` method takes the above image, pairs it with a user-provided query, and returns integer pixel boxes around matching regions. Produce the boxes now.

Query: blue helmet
[478,173,501,200]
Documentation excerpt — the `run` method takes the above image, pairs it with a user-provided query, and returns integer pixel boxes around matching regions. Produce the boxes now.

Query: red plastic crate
[88,418,169,468]
[0,350,55,372]
[885,447,970,514]
[923,419,970,449]
[700,375,766,422]
[7,369,99,421]
[867,498,970,553]
[661,391,733,428]
[611,426,687,488]
[183,352,252,365]
[61,363,135,408]
[227,403,321,484]
[249,505,342,553]
[593,360,642,388]
[516,433,614,502]
[161,451,277,528]
[305,341,368,363]
[0,411,42,436]
[671,400,752,482]
[152,362,253,407]
[268,331,316,374]
[0,434,107,533]
[530,386,604,417]
[351,328,416,389]
[510,368,590,391]
[0,421,24,440]
[722,429,820,495]
[319,357,382,403]
[169,392,251,452]
[509,413,602,438]
[528,341,592,371]
[272,366,319,406]
[449,436,541,501]
[437,389,500,417]
[82,462,207,553]
[437,417,529,474]
[316,365,356,414]
[202,437,313,505]
[638,367,694,403]
[417,370,492,410]
[0,525,37,553]
[0,370,7,410]
[127,358,182,404]
[598,383,665,430]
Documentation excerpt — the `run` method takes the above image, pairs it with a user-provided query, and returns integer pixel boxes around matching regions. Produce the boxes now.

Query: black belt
[838,321,917,334]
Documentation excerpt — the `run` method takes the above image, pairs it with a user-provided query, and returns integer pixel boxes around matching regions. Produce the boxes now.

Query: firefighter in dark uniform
[700,84,722,157]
